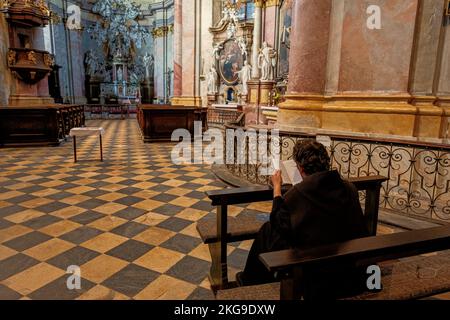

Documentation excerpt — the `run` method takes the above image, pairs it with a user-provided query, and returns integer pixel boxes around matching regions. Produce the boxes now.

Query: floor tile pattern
[0,120,444,300]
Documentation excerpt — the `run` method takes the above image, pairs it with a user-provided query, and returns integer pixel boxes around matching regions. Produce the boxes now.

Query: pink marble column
[180,0,195,97]
[263,5,278,48]
[172,0,201,106]
[338,0,418,93]
[173,0,182,97]
[287,0,332,95]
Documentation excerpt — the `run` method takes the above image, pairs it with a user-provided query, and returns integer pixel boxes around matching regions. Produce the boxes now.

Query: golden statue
[44,53,54,68]
[0,0,10,11]
[27,50,37,64]
[7,50,16,66]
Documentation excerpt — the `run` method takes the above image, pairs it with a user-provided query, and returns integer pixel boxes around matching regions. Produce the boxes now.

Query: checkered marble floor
[0,120,408,300]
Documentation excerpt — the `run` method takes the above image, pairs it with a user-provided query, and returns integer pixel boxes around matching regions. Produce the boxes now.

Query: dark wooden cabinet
[137,105,199,142]
[0,105,85,147]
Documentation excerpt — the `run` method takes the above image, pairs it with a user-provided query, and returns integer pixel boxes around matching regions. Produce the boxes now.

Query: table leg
[99,135,103,162]
[73,136,77,163]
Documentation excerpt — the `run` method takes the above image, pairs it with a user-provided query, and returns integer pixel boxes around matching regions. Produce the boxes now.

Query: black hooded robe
[241,170,370,299]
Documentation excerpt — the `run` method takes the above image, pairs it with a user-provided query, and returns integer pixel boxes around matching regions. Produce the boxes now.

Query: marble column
[173,0,182,97]
[68,29,85,104]
[200,0,214,107]
[277,0,332,130]
[435,1,450,138]
[436,1,450,97]
[279,0,445,139]
[263,0,281,49]
[172,0,201,106]
[287,0,331,95]
[154,34,165,102]
[245,1,265,124]
[337,0,417,93]
[251,0,263,79]
[321,0,419,137]
[408,0,445,138]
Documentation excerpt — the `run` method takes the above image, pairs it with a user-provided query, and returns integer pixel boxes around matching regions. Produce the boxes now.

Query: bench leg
[208,204,229,291]
[99,135,103,162]
[208,242,229,292]
[73,136,77,163]
[280,267,305,300]
[365,184,382,236]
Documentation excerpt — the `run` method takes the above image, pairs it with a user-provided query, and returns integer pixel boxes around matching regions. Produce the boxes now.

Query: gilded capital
[265,0,281,7]
[254,0,265,8]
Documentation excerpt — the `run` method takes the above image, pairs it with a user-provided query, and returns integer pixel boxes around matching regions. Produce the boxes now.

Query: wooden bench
[216,225,450,300]
[197,175,388,291]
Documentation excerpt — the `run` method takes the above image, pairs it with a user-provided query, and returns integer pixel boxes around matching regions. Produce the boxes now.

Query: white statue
[143,53,154,80]
[212,44,222,61]
[84,50,99,77]
[217,5,239,28]
[237,37,248,59]
[207,65,219,95]
[227,23,236,39]
[236,61,252,95]
[258,42,277,81]
[129,71,139,84]
[117,67,123,82]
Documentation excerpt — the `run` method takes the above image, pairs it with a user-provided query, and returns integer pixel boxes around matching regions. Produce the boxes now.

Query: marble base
[171,96,202,107]
[259,81,276,105]
[207,94,218,107]
[247,80,260,105]
[8,95,55,107]
[278,94,449,139]
[247,80,276,106]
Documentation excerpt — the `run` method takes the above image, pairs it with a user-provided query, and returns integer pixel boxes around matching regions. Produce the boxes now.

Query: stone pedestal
[436,97,450,139]
[247,80,276,106]
[246,80,277,125]
[8,94,54,107]
[239,94,248,104]
[247,80,260,105]
[261,106,279,125]
[207,93,218,107]
[140,80,154,104]
[259,80,276,106]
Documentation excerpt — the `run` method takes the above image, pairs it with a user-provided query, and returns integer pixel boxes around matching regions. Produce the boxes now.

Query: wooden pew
[197,175,388,291]
[216,225,450,300]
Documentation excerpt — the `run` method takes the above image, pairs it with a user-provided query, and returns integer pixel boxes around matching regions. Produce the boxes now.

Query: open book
[271,158,303,185]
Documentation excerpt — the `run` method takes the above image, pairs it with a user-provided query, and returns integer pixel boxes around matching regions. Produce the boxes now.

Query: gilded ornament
[27,50,37,64]
[7,50,16,66]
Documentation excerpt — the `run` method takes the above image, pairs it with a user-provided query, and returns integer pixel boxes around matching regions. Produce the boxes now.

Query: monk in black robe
[237,140,370,299]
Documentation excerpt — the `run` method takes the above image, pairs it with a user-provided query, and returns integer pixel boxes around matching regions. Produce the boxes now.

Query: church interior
[0,0,449,301]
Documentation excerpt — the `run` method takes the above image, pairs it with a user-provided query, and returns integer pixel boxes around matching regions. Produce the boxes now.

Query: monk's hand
[271,170,282,197]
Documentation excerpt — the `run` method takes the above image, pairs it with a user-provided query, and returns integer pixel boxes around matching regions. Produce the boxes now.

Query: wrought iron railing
[223,124,450,223]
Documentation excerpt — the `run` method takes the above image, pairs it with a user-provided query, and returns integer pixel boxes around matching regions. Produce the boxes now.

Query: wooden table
[69,127,105,163]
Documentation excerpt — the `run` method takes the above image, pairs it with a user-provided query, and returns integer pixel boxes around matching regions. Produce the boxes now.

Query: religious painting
[218,39,244,85]
[277,0,293,78]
